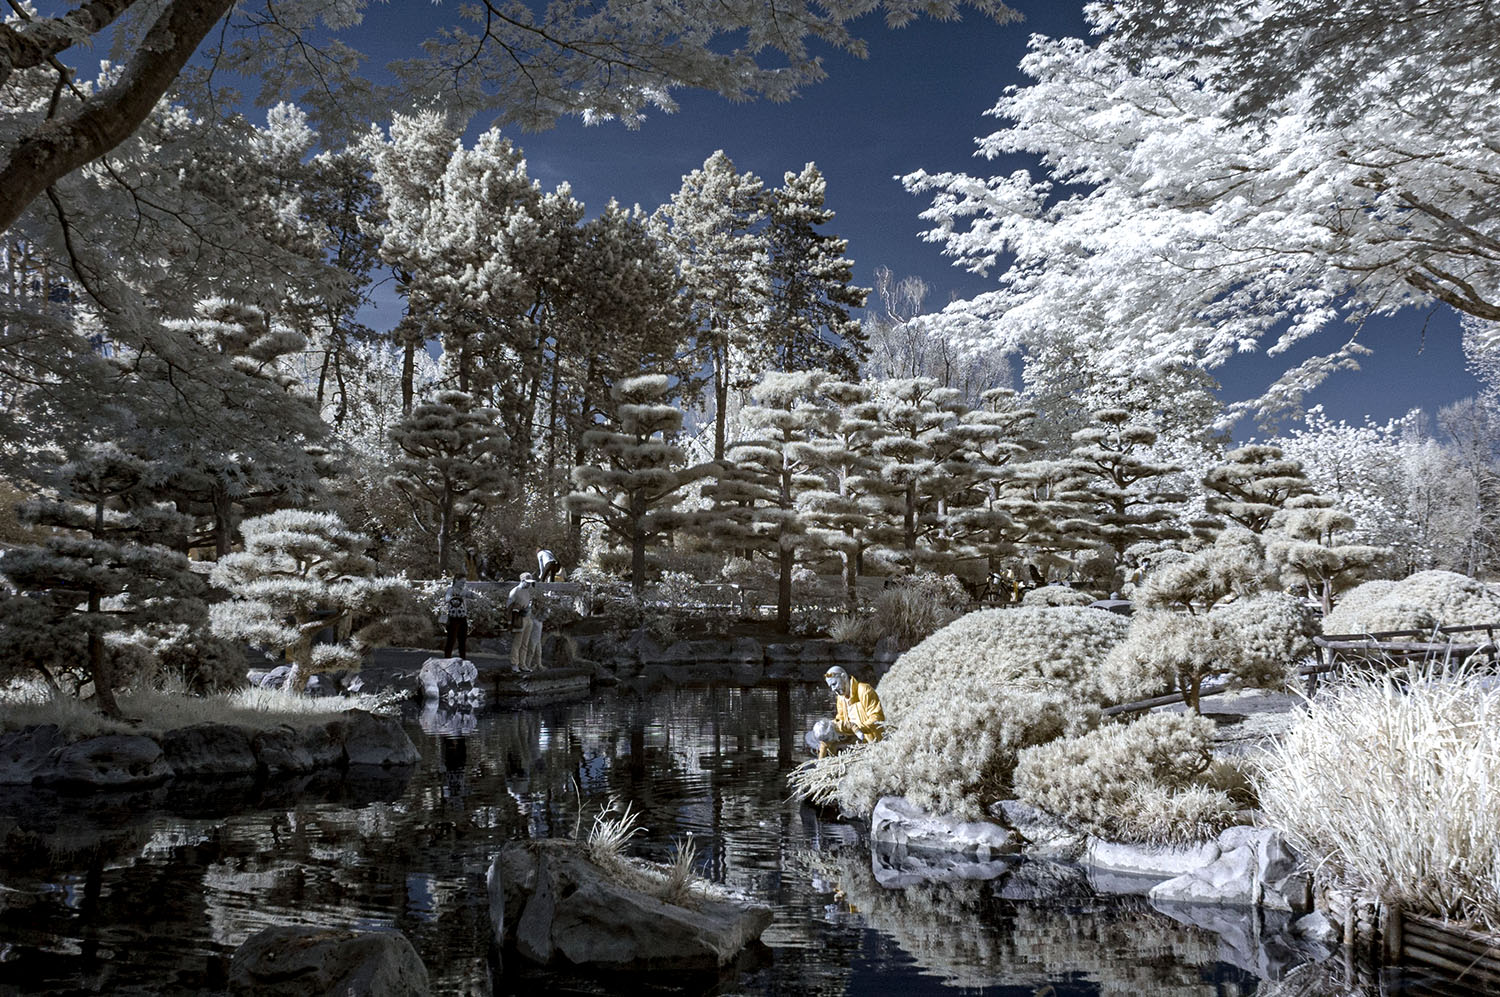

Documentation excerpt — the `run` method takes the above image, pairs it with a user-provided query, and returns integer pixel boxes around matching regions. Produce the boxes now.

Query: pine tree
[387,390,512,576]
[653,151,771,462]
[704,370,836,629]
[209,510,416,691]
[765,163,870,378]
[566,375,714,593]
[943,387,1042,578]
[1069,408,1187,580]
[0,445,204,715]
[1265,494,1388,615]
[1203,444,1314,534]
[801,379,884,610]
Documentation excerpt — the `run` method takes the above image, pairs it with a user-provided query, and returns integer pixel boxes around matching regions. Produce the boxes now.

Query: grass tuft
[1255,662,1500,930]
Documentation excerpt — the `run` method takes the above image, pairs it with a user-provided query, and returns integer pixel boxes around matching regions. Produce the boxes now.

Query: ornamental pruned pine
[210,510,418,691]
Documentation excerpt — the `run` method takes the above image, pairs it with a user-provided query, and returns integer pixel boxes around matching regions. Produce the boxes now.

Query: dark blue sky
[348,0,1477,432]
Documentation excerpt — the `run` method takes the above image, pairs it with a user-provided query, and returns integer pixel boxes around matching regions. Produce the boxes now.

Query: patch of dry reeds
[1255,662,1500,930]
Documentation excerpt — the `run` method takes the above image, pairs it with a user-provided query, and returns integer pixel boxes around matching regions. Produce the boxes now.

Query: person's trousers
[444,617,467,659]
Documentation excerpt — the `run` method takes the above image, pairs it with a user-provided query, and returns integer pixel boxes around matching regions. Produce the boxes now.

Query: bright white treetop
[903,6,1500,418]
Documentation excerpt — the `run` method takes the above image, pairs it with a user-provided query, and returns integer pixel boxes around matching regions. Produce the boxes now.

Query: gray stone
[250,665,293,690]
[621,628,665,664]
[37,734,171,789]
[493,839,772,971]
[160,723,257,777]
[1084,836,1221,879]
[228,925,430,996]
[1147,826,1310,915]
[0,724,69,785]
[990,799,1087,861]
[1292,911,1339,944]
[339,710,420,767]
[871,796,1021,860]
[418,656,478,702]
[995,859,1091,900]
[252,725,317,775]
[299,722,346,769]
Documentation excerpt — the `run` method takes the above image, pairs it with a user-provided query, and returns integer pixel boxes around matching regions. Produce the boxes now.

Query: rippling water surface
[0,685,1414,995]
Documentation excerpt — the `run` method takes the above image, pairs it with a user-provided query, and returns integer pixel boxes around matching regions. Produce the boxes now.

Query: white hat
[520,572,536,584]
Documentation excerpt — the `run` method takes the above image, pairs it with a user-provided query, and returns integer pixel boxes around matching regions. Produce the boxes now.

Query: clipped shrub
[1021,585,1095,608]
[1104,593,1314,710]
[793,607,1130,819]
[1013,712,1234,844]
[1324,570,1500,635]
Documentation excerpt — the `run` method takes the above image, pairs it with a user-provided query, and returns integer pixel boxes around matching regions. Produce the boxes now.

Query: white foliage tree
[902,5,1500,423]
[566,374,713,594]
[210,510,415,691]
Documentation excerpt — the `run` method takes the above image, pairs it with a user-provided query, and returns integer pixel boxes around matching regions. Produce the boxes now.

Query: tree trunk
[0,0,237,236]
[777,546,794,632]
[401,339,415,415]
[904,482,918,552]
[212,484,234,558]
[437,488,456,577]
[714,365,729,462]
[844,548,858,613]
[86,591,121,718]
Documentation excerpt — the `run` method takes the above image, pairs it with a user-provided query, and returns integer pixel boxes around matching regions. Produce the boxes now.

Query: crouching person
[507,573,543,671]
[815,666,885,758]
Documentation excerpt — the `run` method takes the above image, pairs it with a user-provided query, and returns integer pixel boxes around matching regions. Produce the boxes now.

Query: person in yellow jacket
[818,666,885,758]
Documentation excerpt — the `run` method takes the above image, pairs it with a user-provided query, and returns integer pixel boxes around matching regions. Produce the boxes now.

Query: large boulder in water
[160,723,257,777]
[489,839,771,971]
[228,925,429,996]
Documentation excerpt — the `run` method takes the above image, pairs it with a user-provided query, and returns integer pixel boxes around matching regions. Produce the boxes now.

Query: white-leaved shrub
[1323,570,1500,635]
[793,607,1130,819]
[1013,713,1235,844]
[1020,585,1095,608]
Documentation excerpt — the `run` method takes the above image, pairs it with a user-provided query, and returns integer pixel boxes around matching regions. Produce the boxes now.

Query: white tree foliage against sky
[904,2,1500,427]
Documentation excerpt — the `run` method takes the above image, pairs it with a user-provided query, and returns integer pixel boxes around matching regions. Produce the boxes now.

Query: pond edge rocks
[489,839,773,972]
[0,709,418,790]
[880,795,1312,917]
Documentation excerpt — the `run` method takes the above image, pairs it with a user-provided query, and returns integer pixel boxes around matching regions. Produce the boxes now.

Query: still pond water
[0,685,1423,996]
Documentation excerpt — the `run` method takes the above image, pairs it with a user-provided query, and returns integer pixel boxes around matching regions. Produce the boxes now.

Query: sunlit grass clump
[583,798,721,911]
[0,678,400,738]
[1255,663,1500,930]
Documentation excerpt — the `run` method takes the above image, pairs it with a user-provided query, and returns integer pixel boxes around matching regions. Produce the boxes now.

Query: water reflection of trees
[803,847,1257,995]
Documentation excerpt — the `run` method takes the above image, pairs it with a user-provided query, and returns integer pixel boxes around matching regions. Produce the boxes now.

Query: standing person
[536,548,560,583]
[441,574,469,659]
[507,572,541,670]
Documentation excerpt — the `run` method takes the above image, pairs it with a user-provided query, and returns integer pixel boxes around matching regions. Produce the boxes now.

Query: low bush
[1021,585,1095,608]
[1012,712,1235,845]
[791,607,1130,819]
[1323,570,1500,634]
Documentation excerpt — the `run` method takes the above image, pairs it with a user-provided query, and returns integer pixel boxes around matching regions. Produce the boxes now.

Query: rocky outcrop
[990,799,1087,861]
[339,710,420,767]
[0,724,68,785]
[871,796,1020,861]
[159,723,257,776]
[490,839,771,971]
[35,734,172,790]
[228,926,429,996]
[417,656,481,704]
[1148,826,1311,915]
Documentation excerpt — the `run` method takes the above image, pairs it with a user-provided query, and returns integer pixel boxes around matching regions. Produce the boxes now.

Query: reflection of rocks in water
[810,846,1274,994]
[419,701,479,737]
[1152,900,1335,981]
[997,859,1092,900]
[1251,959,1373,997]
[871,840,1014,888]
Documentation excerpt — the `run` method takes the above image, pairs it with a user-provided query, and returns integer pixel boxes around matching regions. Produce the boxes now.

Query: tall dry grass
[1255,662,1500,930]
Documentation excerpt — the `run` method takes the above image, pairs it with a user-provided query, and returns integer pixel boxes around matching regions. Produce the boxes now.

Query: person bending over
[816,666,885,758]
